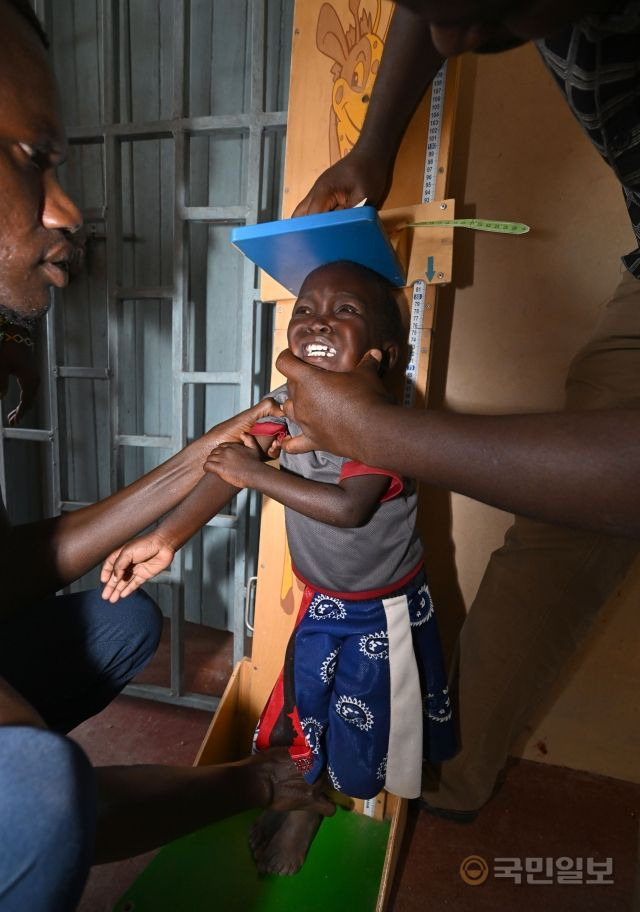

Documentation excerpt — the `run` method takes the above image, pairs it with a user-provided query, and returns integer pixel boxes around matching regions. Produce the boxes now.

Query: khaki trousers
[423,268,640,811]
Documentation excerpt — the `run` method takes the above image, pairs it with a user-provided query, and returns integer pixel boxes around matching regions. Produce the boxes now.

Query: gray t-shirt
[254,385,423,595]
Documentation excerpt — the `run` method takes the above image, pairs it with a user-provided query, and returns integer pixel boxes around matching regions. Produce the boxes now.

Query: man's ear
[381,342,399,370]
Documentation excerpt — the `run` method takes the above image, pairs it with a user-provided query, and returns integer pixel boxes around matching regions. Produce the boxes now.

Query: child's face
[287,262,394,373]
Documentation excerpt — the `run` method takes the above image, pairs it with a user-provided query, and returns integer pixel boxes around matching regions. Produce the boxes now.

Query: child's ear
[382,342,399,370]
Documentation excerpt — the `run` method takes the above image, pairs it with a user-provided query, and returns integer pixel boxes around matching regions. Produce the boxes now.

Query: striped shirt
[536,2,640,276]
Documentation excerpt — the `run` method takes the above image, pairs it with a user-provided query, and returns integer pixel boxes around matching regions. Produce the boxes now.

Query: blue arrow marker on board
[425,256,435,282]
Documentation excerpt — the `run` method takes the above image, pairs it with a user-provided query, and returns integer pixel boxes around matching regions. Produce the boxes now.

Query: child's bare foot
[249,809,282,860]
[251,809,322,875]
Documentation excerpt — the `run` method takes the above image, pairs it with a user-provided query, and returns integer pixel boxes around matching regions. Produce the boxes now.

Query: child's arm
[100,432,280,602]
[205,437,392,528]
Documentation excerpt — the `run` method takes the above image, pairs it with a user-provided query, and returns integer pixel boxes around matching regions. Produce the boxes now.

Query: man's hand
[202,398,282,450]
[100,533,176,603]
[0,335,39,426]
[276,348,390,460]
[253,748,336,816]
[292,146,393,217]
[204,434,266,489]
[293,7,443,219]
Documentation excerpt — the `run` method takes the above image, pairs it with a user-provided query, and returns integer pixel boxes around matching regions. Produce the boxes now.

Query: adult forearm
[2,401,281,603]
[356,6,443,163]
[94,750,335,863]
[351,404,640,536]
[5,439,210,600]
[292,9,443,215]
[94,762,268,863]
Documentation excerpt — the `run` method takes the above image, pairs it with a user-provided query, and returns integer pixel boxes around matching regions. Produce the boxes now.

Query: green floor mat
[114,807,390,912]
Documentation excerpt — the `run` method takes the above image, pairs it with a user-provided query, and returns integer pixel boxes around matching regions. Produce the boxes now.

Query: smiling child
[100,259,456,875]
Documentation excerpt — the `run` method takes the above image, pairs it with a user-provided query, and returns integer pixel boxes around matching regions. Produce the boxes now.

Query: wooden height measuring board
[250,0,459,745]
[193,4,460,910]
[115,7,460,912]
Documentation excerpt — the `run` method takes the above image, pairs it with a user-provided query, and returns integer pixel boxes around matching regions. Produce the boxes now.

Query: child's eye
[337,303,358,314]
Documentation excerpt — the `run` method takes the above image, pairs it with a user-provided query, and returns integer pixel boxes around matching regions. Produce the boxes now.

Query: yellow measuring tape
[404,218,530,234]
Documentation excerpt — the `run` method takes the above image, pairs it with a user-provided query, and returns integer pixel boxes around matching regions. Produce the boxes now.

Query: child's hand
[265,437,282,460]
[202,397,283,448]
[204,433,265,488]
[100,533,176,603]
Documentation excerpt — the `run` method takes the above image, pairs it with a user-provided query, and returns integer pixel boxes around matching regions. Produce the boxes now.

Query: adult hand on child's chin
[276,348,390,460]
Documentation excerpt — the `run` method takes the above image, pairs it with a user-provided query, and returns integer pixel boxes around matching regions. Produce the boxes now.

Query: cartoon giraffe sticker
[316,0,389,163]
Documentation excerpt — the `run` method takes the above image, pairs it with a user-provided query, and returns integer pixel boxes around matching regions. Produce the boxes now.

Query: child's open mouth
[304,342,336,359]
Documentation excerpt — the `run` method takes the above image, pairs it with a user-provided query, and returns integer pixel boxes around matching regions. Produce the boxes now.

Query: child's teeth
[305,343,337,358]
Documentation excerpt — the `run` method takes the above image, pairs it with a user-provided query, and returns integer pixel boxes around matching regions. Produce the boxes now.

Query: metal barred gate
[0,0,293,710]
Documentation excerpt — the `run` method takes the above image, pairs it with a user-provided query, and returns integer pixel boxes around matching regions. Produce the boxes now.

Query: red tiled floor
[133,617,234,696]
[390,760,640,912]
